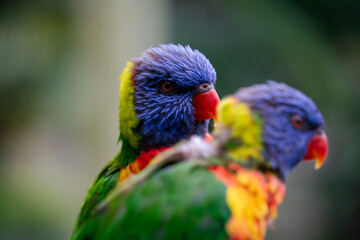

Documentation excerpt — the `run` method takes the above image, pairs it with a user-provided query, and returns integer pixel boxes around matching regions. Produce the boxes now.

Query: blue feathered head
[121,44,219,149]
[234,81,328,179]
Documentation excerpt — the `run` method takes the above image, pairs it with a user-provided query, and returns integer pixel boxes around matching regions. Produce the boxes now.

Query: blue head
[131,44,218,149]
[235,81,327,179]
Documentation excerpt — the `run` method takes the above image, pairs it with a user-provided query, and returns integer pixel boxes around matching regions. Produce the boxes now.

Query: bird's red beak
[303,131,328,169]
[193,87,220,122]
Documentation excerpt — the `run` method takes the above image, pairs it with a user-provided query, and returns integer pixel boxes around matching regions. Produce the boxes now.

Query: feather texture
[71,81,327,240]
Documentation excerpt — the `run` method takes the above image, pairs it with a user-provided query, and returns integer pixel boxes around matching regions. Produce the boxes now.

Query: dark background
[1,0,359,239]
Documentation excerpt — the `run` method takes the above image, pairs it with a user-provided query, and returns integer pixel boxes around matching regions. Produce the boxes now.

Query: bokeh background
[1,0,359,239]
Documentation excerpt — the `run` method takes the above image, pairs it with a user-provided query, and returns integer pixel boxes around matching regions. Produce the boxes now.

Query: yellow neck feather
[216,97,263,163]
[119,62,140,148]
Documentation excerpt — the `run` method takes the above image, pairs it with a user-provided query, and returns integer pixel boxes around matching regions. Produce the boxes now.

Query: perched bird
[71,81,328,240]
[73,44,220,232]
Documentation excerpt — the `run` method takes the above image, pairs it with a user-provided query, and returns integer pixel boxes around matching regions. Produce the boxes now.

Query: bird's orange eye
[161,81,173,92]
[291,114,304,129]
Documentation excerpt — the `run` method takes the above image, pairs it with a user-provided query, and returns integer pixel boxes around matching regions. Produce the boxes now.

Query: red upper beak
[303,131,328,169]
[193,83,220,122]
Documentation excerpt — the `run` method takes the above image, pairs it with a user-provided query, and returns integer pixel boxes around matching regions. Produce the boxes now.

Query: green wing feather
[73,139,140,232]
[72,159,230,240]
[73,160,120,232]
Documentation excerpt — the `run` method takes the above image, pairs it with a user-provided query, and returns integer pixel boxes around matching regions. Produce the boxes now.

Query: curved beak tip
[213,113,218,125]
[315,157,326,170]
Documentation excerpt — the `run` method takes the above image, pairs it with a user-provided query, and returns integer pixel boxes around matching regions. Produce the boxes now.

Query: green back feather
[72,160,230,240]
[72,159,121,233]
[73,140,140,232]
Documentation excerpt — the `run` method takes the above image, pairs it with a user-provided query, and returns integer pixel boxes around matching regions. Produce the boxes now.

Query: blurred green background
[0,0,359,239]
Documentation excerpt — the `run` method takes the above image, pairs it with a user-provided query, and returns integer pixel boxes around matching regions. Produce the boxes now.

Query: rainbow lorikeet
[72,44,220,232]
[71,82,328,240]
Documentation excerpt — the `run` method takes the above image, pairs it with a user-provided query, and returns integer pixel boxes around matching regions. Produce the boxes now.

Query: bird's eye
[161,81,174,93]
[291,114,304,129]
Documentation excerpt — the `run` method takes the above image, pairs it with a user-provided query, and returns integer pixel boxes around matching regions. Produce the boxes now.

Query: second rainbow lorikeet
[71,81,328,240]
[72,44,220,232]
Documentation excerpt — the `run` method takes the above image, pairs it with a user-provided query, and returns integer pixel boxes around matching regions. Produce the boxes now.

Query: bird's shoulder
[72,158,122,232]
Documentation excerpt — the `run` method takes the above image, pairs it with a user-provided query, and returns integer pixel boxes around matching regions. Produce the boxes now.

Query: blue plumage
[235,81,325,179]
[131,44,217,148]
